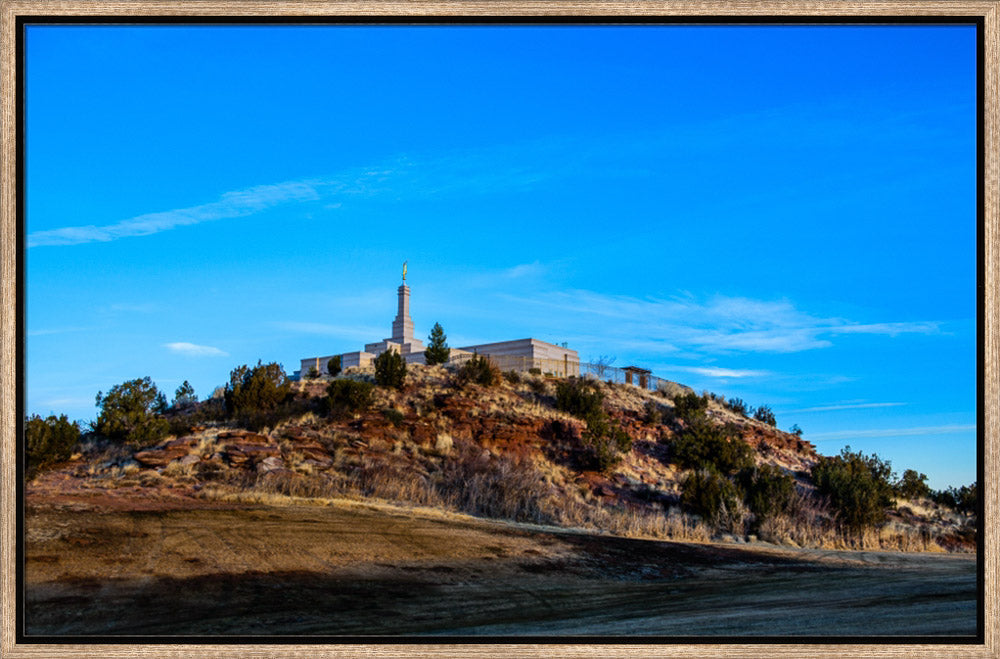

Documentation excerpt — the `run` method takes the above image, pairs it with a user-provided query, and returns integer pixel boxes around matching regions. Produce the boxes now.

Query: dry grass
[37,364,972,555]
[751,495,953,552]
[565,504,714,543]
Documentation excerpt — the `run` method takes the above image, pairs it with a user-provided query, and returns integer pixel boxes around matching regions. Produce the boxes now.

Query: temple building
[298,266,579,378]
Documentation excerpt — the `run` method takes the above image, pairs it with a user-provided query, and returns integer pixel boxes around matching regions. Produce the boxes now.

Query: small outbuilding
[622,366,651,389]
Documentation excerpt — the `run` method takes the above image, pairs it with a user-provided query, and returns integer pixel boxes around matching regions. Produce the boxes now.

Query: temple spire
[391,273,414,344]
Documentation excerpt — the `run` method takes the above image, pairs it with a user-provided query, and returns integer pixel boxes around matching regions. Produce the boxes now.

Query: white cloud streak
[164,342,228,357]
[680,366,771,378]
[503,262,546,279]
[789,402,907,413]
[808,424,976,442]
[28,326,94,337]
[504,290,942,356]
[29,108,954,250]
[28,138,584,248]
[29,182,321,247]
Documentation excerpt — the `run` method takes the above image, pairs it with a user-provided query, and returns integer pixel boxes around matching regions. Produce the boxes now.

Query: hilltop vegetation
[27,361,976,552]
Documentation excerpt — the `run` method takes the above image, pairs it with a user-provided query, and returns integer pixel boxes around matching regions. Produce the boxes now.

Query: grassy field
[24,496,977,637]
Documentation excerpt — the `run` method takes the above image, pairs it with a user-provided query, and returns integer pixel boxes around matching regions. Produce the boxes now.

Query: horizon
[24,23,977,490]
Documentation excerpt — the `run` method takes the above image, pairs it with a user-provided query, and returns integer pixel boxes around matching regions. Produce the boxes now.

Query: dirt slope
[25,498,976,637]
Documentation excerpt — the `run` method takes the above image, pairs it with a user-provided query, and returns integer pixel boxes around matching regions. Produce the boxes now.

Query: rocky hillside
[28,363,975,553]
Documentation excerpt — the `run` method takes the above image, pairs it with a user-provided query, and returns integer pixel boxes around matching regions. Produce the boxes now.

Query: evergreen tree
[812,446,895,532]
[25,414,80,478]
[173,380,197,408]
[895,469,931,500]
[94,377,170,448]
[424,322,451,365]
[224,361,290,429]
[327,355,342,377]
[374,350,407,390]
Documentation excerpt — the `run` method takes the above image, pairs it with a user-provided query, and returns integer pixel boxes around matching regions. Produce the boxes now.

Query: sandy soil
[24,495,977,637]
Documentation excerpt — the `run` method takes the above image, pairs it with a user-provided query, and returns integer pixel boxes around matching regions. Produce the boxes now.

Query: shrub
[753,405,776,426]
[374,350,407,389]
[643,400,663,426]
[556,379,630,473]
[932,482,977,516]
[586,434,623,473]
[954,483,978,516]
[555,379,604,419]
[737,464,796,527]
[424,322,451,366]
[611,424,632,453]
[94,377,170,448]
[725,397,748,416]
[172,380,197,408]
[672,392,708,422]
[25,414,80,478]
[167,414,195,438]
[503,370,521,384]
[528,367,541,375]
[457,354,500,387]
[165,396,226,436]
[326,379,374,418]
[681,469,741,527]
[895,468,931,500]
[307,367,319,379]
[382,407,405,427]
[789,424,803,437]
[671,418,753,476]
[224,361,291,429]
[327,356,342,377]
[811,446,895,532]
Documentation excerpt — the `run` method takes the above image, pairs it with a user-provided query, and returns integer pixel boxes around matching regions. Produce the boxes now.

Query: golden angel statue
[402,261,408,282]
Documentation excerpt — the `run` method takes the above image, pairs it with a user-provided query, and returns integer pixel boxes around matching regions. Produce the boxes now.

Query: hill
[27,362,975,553]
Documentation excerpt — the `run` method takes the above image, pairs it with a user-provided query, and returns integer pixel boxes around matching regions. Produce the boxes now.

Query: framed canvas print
[2,1,996,657]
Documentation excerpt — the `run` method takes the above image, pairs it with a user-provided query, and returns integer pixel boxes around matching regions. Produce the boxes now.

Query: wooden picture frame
[1,2,996,657]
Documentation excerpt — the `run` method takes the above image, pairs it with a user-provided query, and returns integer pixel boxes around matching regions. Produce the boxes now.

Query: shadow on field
[24,502,977,637]
[27,539,976,637]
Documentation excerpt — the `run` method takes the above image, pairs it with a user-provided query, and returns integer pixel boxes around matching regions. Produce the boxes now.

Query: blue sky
[25,24,977,489]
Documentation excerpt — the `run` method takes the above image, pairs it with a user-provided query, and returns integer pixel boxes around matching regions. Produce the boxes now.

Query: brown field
[24,496,977,637]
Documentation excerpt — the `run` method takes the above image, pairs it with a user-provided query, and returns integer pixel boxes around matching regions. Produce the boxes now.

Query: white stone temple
[297,265,579,379]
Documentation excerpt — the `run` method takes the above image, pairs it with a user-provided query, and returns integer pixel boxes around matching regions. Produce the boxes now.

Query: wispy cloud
[27,138,585,248]
[788,402,907,413]
[504,290,942,356]
[808,424,976,442]
[28,326,94,337]
[29,182,321,247]
[29,106,956,250]
[680,366,771,378]
[164,342,228,357]
[502,262,546,279]
[828,322,942,336]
